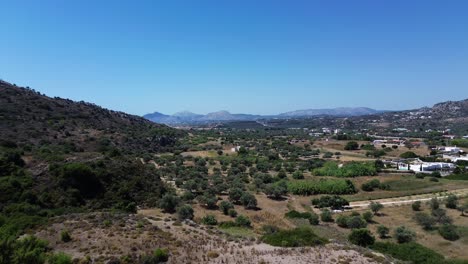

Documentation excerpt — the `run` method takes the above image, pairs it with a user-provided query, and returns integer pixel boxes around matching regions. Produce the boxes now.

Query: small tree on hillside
[376,225,389,238]
[219,201,234,215]
[344,141,359,151]
[159,194,180,213]
[240,193,257,209]
[369,202,384,215]
[177,204,194,221]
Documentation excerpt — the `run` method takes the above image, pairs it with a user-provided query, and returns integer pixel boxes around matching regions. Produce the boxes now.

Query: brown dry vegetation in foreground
[34,211,385,263]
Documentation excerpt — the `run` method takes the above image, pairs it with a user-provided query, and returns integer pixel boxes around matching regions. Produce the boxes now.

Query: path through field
[349,188,468,209]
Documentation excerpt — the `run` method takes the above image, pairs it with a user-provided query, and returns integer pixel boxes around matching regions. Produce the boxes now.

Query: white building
[398,162,455,173]
[438,146,461,153]
[444,154,468,163]
[230,146,241,152]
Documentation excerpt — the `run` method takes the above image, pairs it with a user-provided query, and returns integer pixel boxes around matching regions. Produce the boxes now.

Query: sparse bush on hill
[377,225,389,238]
[394,226,416,243]
[201,215,218,225]
[60,230,72,242]
[177,205,194,221]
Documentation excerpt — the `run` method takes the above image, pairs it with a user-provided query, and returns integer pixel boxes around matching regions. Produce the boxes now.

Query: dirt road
[349,188,468,209]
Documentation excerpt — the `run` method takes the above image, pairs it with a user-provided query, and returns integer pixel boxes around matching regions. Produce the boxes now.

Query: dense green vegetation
[261,227,327,247]
[451,139,468,148]
[348,228,375,246]
[0,143,172,263]
[370,242,467,264]
[445,174,468,181]
[313,161,377,177]
[311,195,349,209]
[284,210,319,225]
[288,179,357,195]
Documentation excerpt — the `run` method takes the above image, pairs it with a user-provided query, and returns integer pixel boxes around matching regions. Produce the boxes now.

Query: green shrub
[344,141,359,151]
[361,179,384,192]
[377,225,389,238]
[177,205,194,221]
[48,252,73,264]
[103,219,112,228]
[60,230,71,242]
[284,210,319,225]
[336,215,349,228]
[445,194,458,209]
[219,201,234,215]
[346,216,367,229]
[201,215,218,226]
[348,228,375,247]
[159,194,180,213]
[235,215,251,227]
[292,171,304,179]
[154,248,169,262]
[369,201,384,215]
[362,211,373,223]
[141,248,169,263]
[320,209,333,222]
[218,221,237,228]
[412,201,422,211]
[438,225,460,241]
[240,192,257,209]
[400,152,418,159]
[264,181,288,199]
[429,198,439,210]
[414,212,436,230]
[262,227,327,247]
[11,235,48,264]
[228,209,237,218]
[394,226,416,243]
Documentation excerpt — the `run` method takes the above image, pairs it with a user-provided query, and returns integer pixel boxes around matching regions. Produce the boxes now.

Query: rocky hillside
[414,99,468,118]
[0,80,183,153]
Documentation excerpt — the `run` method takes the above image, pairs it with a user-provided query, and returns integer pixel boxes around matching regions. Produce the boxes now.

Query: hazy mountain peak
[173,110,201,117]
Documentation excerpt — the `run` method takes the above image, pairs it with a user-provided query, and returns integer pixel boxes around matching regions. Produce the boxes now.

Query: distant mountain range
[143,107,386,125]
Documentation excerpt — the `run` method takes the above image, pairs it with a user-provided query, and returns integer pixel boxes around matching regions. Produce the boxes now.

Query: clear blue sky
[1,1,468,115]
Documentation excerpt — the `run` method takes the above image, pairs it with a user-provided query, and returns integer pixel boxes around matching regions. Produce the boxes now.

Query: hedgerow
[288,179,357,195]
